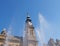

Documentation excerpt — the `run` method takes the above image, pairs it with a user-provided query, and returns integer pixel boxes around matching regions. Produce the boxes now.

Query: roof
[0,35,23,43]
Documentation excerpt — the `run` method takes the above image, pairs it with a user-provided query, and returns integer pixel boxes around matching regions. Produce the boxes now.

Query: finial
[27,12,30,18]
[26,13,31,22]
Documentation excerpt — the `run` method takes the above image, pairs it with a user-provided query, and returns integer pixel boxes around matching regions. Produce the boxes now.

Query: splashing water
[23,30,26,46]
[4,26,12,46]
[23,24,28,46]
[35,13,49,46]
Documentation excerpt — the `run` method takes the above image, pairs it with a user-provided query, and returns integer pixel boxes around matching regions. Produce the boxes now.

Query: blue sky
[0,0,60,44]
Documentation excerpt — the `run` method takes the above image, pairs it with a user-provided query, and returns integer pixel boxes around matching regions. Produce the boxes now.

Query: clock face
[28,22,32,25]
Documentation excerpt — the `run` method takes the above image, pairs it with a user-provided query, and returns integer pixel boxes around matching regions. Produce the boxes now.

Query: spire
[27,12,30,18]
[26,13,31,22]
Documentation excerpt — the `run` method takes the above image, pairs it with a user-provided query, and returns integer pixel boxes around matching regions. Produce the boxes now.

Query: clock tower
[23,14,38,46]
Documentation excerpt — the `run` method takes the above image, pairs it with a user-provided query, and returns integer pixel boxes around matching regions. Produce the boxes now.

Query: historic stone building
[0,15,38,46]
[44,38,60,46]
[48,38,60,46]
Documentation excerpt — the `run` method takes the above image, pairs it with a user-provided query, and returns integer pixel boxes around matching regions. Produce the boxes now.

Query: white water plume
[4,25,12,46]
[23,23,28,46]
[35,13,49,46]
[23,30,26,46]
